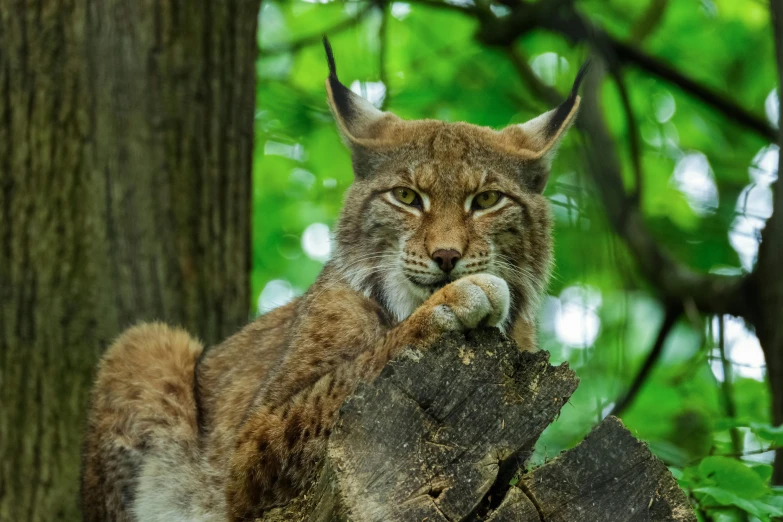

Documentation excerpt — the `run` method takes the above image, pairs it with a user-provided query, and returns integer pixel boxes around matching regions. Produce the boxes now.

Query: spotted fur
[81,39,584,521]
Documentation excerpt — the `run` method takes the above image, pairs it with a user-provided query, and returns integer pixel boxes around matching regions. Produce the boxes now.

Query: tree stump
[261,329,695,521]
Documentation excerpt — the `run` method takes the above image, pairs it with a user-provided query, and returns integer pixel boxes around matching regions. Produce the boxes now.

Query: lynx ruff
[81,38,588,522]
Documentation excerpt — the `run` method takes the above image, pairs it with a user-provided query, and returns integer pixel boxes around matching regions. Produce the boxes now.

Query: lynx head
[324,38,586,329]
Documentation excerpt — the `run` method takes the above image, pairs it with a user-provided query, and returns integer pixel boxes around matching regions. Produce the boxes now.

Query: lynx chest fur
[81,39,586,522]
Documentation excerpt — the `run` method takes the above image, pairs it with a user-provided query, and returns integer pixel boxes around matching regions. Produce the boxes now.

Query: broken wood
[260,329,695,521]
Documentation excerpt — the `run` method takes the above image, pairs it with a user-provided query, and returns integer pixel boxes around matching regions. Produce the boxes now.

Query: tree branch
[605,34,776,142]
[611,305,681,417]
[474,2,777,142]
[609,66,643,202]
[629,0,669,43]
[576,60,748,317]
[713,321,750,522]
[259,3,375,56]
[508,49,749,317]
[506,47,561,106]
[716,316,743,456]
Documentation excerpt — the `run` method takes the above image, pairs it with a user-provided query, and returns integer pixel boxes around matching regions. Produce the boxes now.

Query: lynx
[81,38,586,521]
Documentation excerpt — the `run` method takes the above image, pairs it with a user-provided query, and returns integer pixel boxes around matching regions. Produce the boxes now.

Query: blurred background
[252,0,782,519]
[3,0,783,520]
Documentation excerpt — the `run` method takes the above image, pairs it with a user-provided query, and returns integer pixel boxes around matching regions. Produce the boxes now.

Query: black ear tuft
[573,58,593,91]
[323,36,356,121]
[323,36,338,79]
[543,58,592,138]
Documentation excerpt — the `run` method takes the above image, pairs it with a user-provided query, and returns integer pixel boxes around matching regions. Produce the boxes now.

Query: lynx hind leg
[431,274,511,331]
[81,323,204,522]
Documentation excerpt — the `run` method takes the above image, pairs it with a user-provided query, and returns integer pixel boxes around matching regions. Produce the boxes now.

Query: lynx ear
[323,37,399,146]
[502,60,591,193]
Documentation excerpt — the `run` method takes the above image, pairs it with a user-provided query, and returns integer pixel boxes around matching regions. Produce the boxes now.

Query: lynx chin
[81,38,588,521]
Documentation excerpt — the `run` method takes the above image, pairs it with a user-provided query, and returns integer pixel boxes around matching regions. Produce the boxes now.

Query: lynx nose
[432,249,461,273]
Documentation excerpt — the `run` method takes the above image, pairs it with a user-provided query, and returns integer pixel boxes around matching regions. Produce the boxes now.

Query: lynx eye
[392,187,422,208]
[473,191,502,210]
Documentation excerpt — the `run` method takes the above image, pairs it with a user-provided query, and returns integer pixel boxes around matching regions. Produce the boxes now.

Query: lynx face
[332,123,553,324]
[325,39,585,325]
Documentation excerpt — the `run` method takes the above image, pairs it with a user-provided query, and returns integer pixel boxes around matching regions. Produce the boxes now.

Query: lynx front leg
[226,274,510,520]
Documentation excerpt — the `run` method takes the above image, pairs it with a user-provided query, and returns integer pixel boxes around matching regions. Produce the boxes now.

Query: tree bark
[756,0,783,485]
[259,330,694,522]
[0,1,260,520]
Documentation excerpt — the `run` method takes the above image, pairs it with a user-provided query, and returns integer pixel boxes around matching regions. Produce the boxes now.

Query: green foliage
[253,0,780,517]
[675,457,783,521]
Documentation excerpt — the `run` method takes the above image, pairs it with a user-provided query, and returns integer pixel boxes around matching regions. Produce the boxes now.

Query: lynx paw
[430,274,510,331]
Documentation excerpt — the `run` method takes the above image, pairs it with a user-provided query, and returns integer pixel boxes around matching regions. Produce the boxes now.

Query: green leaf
[697,456,767,499]
[694,487,783,520]
[751,423,783,445]
[749,463,774,484]
[710,510,750,522]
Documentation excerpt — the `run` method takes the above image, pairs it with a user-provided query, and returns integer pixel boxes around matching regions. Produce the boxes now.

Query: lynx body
[81,40,586,521]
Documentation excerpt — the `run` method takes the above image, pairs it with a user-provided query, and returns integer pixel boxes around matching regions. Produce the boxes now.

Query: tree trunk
[260,330,694,522]
[757,0,783,485]
[0,1,260,520]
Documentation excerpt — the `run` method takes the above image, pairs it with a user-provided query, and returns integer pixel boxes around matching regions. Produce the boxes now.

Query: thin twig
[610,305,681,417]
[608,67,643,203]
[716,315,743,456]
[715,315,749,522]
[605,35,776,142]
[506,47,561,106]
[259,3,375,56]
[576,58,748,317]
[629,0,669,43]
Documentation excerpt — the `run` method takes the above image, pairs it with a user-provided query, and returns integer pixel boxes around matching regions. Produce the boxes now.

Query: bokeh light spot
[765,88,779,128]
[671,152,718,215]
[709,316,765,382]
[391,2,411,19]
[529,53,570,87]
[554,285,602,349]
[302,223,332,262]
[350,81,386,109]
[654,92,676,123]
[258,279,295,314]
